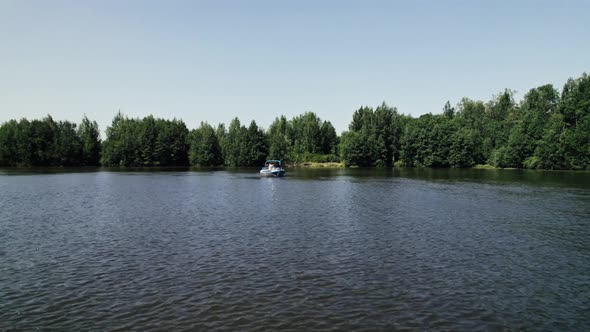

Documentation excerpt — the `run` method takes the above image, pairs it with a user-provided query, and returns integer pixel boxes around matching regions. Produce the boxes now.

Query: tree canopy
[1,73,589,169]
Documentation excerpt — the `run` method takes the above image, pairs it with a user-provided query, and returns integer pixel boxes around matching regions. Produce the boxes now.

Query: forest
[0,73,588,169]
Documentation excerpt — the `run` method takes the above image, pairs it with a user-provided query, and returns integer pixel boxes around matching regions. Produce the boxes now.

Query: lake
[1,168,589,331]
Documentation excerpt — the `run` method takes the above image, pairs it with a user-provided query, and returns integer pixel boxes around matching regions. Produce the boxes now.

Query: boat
[260,160,286,177]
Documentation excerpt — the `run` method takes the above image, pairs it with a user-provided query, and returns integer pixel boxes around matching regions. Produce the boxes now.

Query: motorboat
[260,160,286,177]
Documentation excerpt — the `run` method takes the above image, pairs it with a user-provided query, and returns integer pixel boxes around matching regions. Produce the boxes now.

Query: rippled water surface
[1,168,589,331]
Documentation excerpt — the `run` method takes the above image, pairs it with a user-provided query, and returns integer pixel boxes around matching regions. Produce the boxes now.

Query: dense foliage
[340,103,403,167]
[100,113,189,166]
[1,73,588,169]
[0,115,100,166]
[188,122,223,166]
[268,112,339,163]
[220,118,268,167]
[339,74,590,170]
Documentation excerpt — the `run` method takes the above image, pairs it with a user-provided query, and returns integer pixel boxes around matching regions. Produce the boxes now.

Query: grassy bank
[473,164,496,169]
[290,162,345,168]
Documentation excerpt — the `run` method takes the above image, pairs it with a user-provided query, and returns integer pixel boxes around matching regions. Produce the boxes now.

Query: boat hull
[260,170,285,177]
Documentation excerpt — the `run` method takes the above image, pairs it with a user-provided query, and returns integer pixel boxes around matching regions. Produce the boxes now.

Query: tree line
[0,115,100,167]
[1,73,588,169]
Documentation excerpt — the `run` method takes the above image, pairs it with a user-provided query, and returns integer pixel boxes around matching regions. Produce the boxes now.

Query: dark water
[1,168,589,331]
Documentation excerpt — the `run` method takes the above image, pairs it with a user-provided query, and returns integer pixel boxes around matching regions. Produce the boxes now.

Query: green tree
[502,85,559,168]
[244,120,268,166]
[453,98,487,164]
[0,120,19,166]
[558,73,590,169]
[533,112,567,169]
[55,120,82,166]
[319,120,338,155]
[189,122,223,166]
[78,116,101,166]
[101,113,189,166]
[268,116,290,160]
[287,112,322,162]
[443,101,455,118]
[223,117,244,167]
[341,103,402,166]
[448,128,476,167]
[215,123,227,164]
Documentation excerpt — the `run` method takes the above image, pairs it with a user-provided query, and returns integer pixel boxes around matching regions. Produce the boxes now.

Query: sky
[1,0,589,134]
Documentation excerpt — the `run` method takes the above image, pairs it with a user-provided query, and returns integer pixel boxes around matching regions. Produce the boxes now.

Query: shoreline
[1,164,589,172]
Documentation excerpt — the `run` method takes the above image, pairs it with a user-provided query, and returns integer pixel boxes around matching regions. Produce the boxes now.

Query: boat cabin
[265,160,282,169]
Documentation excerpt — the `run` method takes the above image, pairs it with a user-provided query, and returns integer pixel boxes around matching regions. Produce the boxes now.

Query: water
[1,168,589,331]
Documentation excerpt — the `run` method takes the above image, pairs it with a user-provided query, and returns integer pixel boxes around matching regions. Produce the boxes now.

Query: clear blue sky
[1,0,589,134]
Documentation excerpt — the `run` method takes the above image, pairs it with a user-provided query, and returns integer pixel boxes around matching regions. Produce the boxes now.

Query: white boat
[260,160,286,177]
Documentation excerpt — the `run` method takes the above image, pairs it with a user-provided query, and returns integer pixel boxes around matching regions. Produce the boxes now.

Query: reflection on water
[0,168,589,330]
